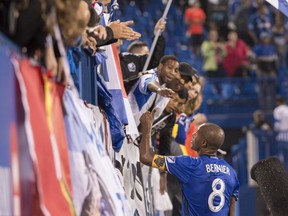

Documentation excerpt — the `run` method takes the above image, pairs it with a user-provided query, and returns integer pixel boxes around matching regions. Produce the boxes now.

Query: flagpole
[142,0,173,73]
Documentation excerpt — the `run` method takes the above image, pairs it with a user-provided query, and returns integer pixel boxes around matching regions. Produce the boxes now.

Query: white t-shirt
[273,104,288,141]
[128,68,170,126]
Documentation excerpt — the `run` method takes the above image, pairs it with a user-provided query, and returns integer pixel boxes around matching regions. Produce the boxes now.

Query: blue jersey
[165,155,239,216]
[174,114,194,144]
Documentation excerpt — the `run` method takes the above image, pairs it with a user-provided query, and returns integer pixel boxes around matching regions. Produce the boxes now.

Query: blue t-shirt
[248,12,273,39]
[165,155,239,216]
[252,43,277,57]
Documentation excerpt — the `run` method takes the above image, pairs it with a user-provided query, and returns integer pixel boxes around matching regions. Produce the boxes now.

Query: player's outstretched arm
[139,110,167,171]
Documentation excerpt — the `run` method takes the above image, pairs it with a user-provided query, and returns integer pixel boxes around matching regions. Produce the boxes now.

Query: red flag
[43,76,73,195]
[15,58,74,215]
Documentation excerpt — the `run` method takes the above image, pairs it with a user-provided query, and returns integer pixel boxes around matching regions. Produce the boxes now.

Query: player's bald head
[198,123,225,150]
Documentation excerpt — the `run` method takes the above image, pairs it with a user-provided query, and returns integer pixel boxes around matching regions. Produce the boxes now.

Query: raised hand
[157,87,175,98]
[109,20,141,41]
[154,18,167,35]
[139,108,157,133]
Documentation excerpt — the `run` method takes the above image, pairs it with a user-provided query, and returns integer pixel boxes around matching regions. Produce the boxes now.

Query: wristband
[152,154,166,171]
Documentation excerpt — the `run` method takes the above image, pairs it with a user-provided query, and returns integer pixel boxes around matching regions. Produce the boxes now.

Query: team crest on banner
[128,62,136,72]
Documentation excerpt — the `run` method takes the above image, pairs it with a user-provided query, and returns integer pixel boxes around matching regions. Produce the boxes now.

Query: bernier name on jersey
[206,164,230,175]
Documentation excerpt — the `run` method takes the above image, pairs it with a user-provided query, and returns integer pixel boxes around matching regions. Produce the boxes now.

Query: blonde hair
[53,0,87,46]
[183,76,205,116]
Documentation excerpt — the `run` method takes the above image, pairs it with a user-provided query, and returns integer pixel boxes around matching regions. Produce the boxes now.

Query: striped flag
[102,43,139,136]
[14,58,74,215]
[1,35,38,216]
[100,14,139,136]
[266,0,288,17]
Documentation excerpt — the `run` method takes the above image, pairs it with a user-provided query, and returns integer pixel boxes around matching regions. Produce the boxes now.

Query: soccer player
[139,110,239,216]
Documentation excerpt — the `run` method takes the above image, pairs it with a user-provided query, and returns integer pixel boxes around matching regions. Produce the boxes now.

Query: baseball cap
[179,62,199,82]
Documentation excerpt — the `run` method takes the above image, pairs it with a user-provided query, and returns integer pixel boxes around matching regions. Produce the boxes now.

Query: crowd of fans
[0,0,206,214]
[182,0,287,113]
[116,0,287,113]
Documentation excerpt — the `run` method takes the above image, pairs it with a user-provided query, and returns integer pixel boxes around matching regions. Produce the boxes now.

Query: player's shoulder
[166,155,200,167]
[167,155,195,162]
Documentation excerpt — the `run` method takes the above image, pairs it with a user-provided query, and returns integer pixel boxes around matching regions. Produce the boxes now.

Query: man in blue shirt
[139,110,239,216]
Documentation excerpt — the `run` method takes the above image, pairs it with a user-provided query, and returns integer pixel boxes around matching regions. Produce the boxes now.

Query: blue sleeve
[232,170,240,201]
[165,155,199,183]
[139,73,154,95]
[175,115,187,144]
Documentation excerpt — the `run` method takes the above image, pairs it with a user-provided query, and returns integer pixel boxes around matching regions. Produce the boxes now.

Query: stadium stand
[1,0,288,215]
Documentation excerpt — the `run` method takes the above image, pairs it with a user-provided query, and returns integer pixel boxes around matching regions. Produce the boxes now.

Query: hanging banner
[63,89,102,215]
[14,58,74,215]
[63,89,131,216]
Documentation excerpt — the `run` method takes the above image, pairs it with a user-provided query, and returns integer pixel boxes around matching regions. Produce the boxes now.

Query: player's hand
[157,87,175,98]
[139,108,157,133]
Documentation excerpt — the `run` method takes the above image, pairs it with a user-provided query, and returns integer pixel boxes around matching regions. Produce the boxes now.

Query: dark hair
[127,41,148,53]
[160,55,178,64]
[181,75,191,83]
[176,87,188,102]
[276,96,286,104]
